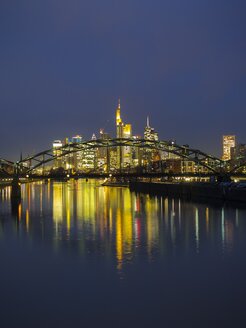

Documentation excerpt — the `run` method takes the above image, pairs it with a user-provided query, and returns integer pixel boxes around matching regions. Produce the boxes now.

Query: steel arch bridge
[0,158,14,176]
[226,157,246,174]
[12,138,226,175]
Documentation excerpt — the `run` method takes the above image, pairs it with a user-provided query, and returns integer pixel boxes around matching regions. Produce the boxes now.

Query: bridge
[1,138,246,199]
[0,138,245,175]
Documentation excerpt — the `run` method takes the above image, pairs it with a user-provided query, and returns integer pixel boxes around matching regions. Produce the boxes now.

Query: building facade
[115,99,132,169]
[222,135,236,161]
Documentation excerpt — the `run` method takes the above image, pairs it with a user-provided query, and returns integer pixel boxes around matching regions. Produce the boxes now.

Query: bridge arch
[17,138,224,174]
[229,160,246,174]
[0,158,14,176]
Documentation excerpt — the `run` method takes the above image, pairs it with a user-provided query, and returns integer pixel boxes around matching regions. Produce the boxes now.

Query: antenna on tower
[147,116,150,128]
[118,98,120,109]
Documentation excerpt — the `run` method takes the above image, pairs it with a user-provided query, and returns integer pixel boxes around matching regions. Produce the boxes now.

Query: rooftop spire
[116,98,122,125]
[147,116,150,128]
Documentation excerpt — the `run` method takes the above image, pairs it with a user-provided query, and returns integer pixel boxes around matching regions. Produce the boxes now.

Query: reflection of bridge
[1,138,246,179]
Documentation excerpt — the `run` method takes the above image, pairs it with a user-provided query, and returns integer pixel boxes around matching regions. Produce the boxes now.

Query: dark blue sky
[0,0,245,160]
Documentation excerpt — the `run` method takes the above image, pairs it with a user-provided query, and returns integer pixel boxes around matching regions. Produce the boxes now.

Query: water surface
[0,179,246,327]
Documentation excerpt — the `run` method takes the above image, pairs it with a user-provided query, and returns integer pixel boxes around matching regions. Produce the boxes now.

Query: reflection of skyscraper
[53,182,64,224]
[222,135,236,160]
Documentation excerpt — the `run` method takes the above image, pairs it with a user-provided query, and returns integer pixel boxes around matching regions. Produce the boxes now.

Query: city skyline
[41,101,245,163]
[1,98,244,162]
[46,103,244,176]
[1,1,245,160]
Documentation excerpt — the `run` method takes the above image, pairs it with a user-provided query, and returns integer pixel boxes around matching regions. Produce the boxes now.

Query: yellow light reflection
[195,207,199,253]
[53,183,64,237]
[26,209,29,232]
[145,195,159,259]
[18,203,22,221]
[206,207,209,233]
[116,208,123,271]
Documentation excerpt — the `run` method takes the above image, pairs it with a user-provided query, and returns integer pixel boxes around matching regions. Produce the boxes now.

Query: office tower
[131,135,142,167]
[97,129,111,172]
[62,135,83,171]
[71,135,83,170]
[222,135,236,160]
[116,99,123,138]
[81,134,97,171]
[122,123,132,168]
[71,135,83,144]
[115,99,132,169]
[52,140,63,168]
[143,116,160,167]
[144,116,158,141]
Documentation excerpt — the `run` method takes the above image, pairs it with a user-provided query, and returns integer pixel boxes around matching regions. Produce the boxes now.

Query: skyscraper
[222,135,236,161]
[116,99,123,139]
[115,99,132,169]
[52,140,63,168]
[81,133,97,171]
[144,116,158,141]
[143,116,160,167]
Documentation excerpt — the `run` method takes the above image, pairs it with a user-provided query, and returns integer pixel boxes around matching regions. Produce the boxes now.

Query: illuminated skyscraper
[62,135,83,171]
[81,133,97,171]
[122,123,132,168]
[116,99,123,138]
[97,129,111,172]
[222,135,236,160]
[115,99,132,169]
[143,116,159,167]
[144,116,158,141]
[71,135,83,170]
[52,140,63,168]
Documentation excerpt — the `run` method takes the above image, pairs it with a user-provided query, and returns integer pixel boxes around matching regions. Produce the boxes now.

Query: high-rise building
[143,116,160,167]
[115,99,132,169]
[81,133,97,171]
[97,129,111,172]
[122,123,132,167]
[144,116,158,141]
[230,143,246,173]
[62,135,83,171]
[131,135,142,167]
[52,140,63,168]
[116,99,123,139]
[222,135,236,160]
[71,135,83,170]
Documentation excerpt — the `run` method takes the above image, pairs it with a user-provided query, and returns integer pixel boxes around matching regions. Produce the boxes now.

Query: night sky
[0,0,245,161]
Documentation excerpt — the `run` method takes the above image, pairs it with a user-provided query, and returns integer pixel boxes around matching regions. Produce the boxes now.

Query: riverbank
[129,181,246,202]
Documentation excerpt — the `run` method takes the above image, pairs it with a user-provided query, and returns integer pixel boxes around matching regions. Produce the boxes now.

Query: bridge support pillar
[11,176,21,200]
[11,162,21,201]
[216,174,232,183]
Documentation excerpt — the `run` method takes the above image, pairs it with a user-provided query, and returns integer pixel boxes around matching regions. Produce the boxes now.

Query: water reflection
[0,179,245,273]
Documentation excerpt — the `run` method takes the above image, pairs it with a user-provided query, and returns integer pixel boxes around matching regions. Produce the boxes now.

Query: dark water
[1,179,246,328]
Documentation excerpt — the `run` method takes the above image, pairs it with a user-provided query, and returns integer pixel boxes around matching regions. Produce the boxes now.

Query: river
[0,179,246,327]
